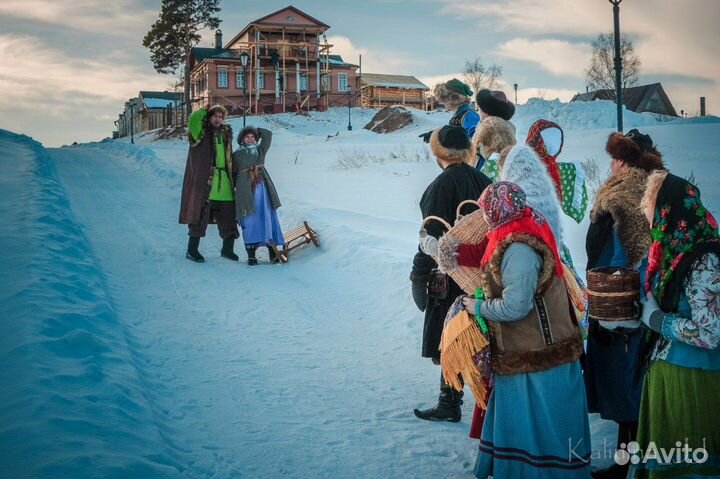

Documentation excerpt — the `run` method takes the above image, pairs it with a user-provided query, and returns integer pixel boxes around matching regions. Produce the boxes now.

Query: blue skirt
[475,360,592,479]
[239,180,285,247]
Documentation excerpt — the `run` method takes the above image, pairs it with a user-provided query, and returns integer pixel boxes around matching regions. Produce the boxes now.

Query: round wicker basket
[586,267,640,321]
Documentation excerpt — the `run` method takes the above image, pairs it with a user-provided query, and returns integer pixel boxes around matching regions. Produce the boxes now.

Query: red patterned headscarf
[526,119,564,201]
[478,182,563,277]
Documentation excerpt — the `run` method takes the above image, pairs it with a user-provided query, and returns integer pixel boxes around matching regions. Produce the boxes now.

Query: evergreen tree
[143,0,221,117]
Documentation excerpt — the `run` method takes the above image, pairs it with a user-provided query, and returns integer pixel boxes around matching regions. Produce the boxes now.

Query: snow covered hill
[1,100,718,478]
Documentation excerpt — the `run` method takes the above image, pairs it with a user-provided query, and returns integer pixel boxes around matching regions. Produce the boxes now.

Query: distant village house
[571,82,678,117]
[359,74,429,109]
[116,91,183,138]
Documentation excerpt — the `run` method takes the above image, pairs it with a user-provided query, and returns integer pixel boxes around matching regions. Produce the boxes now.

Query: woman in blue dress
[462,181,590,479]
[232,126,285,265]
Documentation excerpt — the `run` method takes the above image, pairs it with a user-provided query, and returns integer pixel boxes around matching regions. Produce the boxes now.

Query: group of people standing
[410,79,719,479]
[178,105,284,265]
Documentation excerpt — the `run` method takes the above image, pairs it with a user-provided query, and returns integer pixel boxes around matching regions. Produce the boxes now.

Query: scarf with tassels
[440,296,491,410]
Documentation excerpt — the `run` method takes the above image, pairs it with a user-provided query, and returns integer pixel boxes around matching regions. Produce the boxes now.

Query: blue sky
[1,0,718,146]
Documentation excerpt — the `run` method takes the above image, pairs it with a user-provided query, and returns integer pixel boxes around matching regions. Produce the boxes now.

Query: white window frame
[236,69,245,88]
[338,72,349,92]
[257,71,265,90]
[299,72,308,91]
[217,67,228,88]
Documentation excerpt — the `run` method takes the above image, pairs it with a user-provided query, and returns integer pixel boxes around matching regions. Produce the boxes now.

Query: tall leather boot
[186,237,204,262]
[221,237,239,261]
[246,244,258,266]
[413,373,463,422]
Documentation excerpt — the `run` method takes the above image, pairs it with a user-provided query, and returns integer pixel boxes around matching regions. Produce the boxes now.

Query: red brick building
[189,6,359,115]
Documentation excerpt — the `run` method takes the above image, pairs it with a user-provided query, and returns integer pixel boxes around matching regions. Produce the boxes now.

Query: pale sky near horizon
[0,0,718,147]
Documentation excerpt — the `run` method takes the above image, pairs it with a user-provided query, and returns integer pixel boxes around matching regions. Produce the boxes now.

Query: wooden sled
[269,221,320,263]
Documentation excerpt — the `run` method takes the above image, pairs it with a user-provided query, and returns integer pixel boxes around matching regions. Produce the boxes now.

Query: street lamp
[347,87,352,131]
[513,83,518,105]
[240,51,250,127]
[610,0,623,132]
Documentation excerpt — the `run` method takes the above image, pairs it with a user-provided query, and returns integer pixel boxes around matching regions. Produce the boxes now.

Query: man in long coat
[179,105,239,262]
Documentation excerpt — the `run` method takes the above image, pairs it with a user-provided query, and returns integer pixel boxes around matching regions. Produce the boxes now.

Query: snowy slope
[1,99,718,478]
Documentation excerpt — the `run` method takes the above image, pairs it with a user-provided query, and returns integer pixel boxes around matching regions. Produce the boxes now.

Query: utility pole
[610,0,624,132]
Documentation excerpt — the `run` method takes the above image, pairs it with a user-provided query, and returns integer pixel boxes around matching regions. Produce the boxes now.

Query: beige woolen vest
[479,233,584,375]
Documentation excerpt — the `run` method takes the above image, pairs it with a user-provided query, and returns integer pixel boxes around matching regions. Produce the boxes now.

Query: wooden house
[359,74,429,109]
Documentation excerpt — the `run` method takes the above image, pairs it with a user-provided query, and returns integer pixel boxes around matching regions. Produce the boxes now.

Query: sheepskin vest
[587,167,651,269]
[480,233,584,375]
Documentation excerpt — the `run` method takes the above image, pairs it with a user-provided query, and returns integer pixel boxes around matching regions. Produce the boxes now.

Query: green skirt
[633,360,720,478]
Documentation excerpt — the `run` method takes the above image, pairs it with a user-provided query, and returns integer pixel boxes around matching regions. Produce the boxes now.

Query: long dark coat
[178,123,234,225]
[413,162,492,358]
[232,128,281,219]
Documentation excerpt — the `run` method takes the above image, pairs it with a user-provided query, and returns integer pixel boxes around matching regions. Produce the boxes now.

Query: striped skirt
[475,360,591,479]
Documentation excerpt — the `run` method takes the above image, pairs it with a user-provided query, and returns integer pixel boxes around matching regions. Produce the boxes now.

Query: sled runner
[269,221,320,263]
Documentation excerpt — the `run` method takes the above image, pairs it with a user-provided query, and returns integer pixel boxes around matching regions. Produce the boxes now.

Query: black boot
[413,380,463,423]
[246,244,258,266]
[221,237,239,261]
[186,237,204,262]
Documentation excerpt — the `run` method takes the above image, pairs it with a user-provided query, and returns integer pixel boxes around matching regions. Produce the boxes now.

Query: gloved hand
[419,229,439,257]
[419,130,433,143]
[410,271,429,312]
[640,292,663,332]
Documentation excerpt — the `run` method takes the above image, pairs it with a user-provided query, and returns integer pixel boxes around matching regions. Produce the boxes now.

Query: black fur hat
[476,89,515,120]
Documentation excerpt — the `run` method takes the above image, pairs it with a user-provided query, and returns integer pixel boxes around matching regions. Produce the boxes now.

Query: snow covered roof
[139,91,183,110]
[361,73,429,90]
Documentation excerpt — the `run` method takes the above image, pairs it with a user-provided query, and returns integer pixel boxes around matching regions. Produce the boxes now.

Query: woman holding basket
[584,130,664,479]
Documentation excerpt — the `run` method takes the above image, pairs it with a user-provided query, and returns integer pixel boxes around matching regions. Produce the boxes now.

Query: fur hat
[238,126,259,143]
[207,104,228,118]
[472,116,517,156]
[606,131,664,173]
[434,80,471,109]
[430,125,474,165]
[476,89,515,120]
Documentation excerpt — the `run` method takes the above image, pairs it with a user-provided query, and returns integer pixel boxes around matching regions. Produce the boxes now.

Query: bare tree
[585,32,641,94]
[463,57,503,93]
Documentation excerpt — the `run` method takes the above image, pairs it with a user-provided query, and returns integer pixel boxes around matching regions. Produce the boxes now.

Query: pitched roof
[360,73,429,90]
[225,6,329,49]
[139,91,183,109]
[191,47,244,64]
[251,5,329,28]
[326,54,357,68]
[571,83,677,116]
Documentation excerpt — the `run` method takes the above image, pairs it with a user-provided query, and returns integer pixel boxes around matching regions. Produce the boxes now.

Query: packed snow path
[42,133,490,477]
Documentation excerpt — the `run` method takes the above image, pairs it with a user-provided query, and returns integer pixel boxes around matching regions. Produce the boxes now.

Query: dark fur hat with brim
[476,89,515,120]
[430,125,475,165]
[238,126,260,143]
